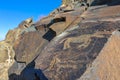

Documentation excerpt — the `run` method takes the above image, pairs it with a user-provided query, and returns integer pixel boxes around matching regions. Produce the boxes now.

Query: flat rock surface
[35,21,120,80]
[79,31,120,80]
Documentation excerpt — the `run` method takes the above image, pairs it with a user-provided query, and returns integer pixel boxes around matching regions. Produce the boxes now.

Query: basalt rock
[34,21,120,80]
[0,0,120,80]
[79,30,120,80]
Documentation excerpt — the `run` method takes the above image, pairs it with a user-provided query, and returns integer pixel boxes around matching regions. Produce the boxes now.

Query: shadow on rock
[91,0,120,6]
[9,60,48,80]
[43,28,56,41]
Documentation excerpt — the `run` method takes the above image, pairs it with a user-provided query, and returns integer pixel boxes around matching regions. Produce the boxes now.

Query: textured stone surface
[0,41,15,80]
[0,0,120,80]
[13,31,49,63]
[0,18,35,80]
[79,31,120,80]
[35,21,120,80]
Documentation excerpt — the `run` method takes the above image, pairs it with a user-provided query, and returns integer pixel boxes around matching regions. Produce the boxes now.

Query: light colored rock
[0,41,15,80]
[25,18,33,24]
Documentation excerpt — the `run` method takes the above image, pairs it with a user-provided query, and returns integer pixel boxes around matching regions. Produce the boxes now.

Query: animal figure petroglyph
[60,33,104,50]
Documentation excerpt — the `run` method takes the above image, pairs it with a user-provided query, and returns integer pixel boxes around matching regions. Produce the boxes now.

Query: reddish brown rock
[13,31,49,64]
[8,3,120,80]
[0,0,120,80]
[79,30,120,80]
[34,21,120,80]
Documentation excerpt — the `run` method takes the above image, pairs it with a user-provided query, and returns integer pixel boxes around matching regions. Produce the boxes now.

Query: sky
[0,0,61,41]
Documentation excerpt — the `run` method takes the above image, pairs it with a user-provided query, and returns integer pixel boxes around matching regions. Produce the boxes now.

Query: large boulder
[0,0,120,80]
[79,30,120,80]
[35,21,120,80]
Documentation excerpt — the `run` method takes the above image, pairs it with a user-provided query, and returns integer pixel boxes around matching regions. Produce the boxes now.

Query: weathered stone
[18,18,33,29]
[13,31,49,64]
[0,41,15,80]
[79,30,120,80]
[35,21,120,80]
[0,0,120,80]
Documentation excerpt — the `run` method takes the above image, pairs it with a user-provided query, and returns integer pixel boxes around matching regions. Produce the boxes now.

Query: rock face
[35,21,118,80]
[62,0,120,7]
[79,31,120,80]
[0,0,120,80]
[0,41,15,80]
